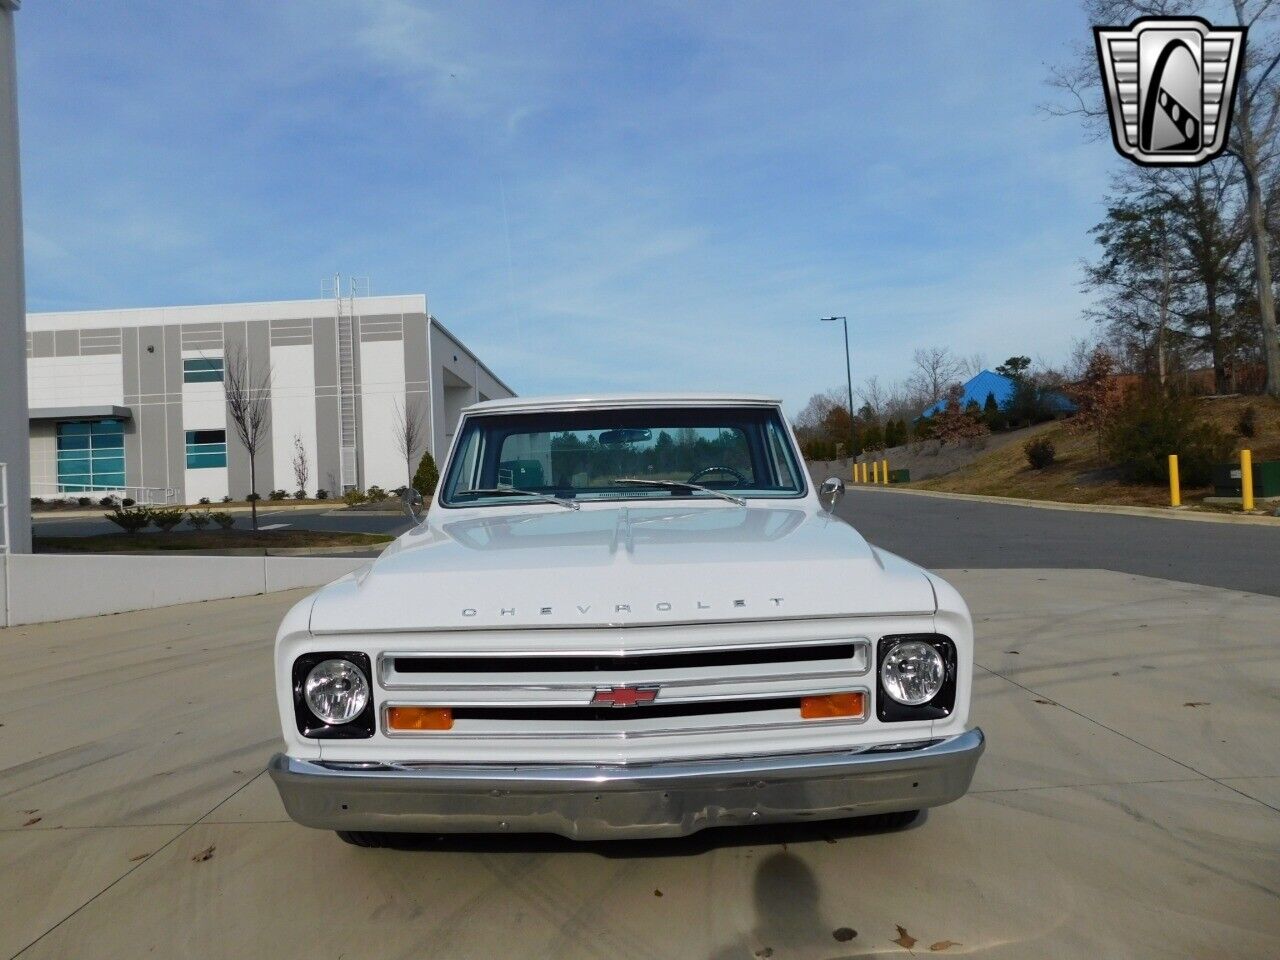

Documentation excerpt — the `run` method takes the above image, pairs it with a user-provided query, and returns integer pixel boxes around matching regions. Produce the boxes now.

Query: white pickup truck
[268,393,984,844]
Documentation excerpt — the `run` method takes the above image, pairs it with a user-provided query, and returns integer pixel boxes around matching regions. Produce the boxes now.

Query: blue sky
[16,0,1120,413]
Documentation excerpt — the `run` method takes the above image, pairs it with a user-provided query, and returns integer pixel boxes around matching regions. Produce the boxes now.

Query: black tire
[336,830,389,848]
[854,809,919,832]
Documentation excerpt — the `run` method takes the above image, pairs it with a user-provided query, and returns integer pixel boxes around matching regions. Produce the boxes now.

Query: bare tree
[857,375,887,423]
[958,352,988,378]
[223,343,272,530]
[907,346,964,408]
[392,395,427,486]
[291,434,309,496]
[1046,0,1280,396]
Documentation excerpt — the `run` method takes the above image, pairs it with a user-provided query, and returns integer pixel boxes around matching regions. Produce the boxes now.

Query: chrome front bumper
[268,729,984,841]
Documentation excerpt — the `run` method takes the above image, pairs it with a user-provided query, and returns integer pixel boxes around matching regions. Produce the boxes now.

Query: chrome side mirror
[401,486,424,523]
[818,477,845,512]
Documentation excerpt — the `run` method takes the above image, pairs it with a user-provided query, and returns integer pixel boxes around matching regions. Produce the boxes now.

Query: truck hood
[308,505,937,633]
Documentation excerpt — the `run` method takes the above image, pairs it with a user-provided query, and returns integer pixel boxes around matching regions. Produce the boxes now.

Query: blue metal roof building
[919,369,1076,418]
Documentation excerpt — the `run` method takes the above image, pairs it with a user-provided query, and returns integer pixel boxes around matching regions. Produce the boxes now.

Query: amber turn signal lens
[800,691,865,720]
[387,706,454,731]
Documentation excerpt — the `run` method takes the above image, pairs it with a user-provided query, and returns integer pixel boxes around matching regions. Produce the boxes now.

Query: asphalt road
[838,487,1280,598]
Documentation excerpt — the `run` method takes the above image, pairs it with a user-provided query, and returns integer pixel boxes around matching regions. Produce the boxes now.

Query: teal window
[183,357,224,383]
[186,429,227,469]
[57,420,126,492]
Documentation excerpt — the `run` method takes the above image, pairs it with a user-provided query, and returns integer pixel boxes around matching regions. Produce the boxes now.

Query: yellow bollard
[1168,454,1181,507]
[851,461,858,483]
[1241,449,1254,511]
[882,458,890,485]
[861,462,868,484]
[872,461,879,484]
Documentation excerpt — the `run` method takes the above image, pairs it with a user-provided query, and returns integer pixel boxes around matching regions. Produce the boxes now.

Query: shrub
[104,506,151,533]
[1024,436,1056,469]
[294,489,307,500]
[198,497,211,505]
[209,511,235,530]
[268,489,288,501]
[315,488,329,500]
[246,492,261,502]
[221,495,233,503]
[30,497,44,506]
[99,495,116,507]
[149,507,186,532]
[342,488,367,507]
[77,496,92,507]
[121,497,136,507]
[186,510,212,530]
[1237,405,1258,439]
[1103,389,1234,486]
[366,484,389,502]
[413,451,440,498]
[1002,379,1055,427]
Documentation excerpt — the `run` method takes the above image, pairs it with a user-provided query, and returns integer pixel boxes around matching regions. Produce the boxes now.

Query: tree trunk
[249,454,258,531]
[1207,280,1227,394]
[1157,248,1169,385]
[1242,159,1280,396]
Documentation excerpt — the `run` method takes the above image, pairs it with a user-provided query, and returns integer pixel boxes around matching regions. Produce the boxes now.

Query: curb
[846,484,1280,526]
[37,544,389,558]
[33,502,348,520]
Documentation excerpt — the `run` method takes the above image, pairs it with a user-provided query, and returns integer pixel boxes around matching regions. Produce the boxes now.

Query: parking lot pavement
[1,571,1277,959]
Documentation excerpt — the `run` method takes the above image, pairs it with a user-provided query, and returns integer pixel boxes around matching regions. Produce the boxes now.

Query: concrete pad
[951,569,1280,779]
[0,823,182,958]
[1,568,1277,958]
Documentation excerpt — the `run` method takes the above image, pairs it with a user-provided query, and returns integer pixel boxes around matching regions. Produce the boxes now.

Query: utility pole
[820,316,854,460]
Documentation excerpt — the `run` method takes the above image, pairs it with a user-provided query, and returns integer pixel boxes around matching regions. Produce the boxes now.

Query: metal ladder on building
[324,275,370,491]
[0,462,10,557]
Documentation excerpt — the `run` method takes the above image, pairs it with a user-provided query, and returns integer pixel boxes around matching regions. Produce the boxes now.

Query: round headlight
[304,659,370,725]
[880,640,945,706]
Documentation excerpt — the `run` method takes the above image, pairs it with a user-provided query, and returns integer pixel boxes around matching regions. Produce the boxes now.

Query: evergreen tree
[412,451,440,498]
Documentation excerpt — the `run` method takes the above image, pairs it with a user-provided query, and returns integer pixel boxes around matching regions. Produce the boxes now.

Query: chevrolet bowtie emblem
[1095,16,1245,166]
[591,686,659,708]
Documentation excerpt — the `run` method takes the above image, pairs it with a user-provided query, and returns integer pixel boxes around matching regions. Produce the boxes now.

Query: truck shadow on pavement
[361,808,928,858]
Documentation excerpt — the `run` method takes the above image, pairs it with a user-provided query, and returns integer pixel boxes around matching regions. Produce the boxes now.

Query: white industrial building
[24,295,514,504]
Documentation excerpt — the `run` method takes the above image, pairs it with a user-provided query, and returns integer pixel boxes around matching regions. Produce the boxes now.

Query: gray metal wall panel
[164,325,185,498]
[54,329,78,356]
[31,330,53,357]
[120,327,143,490]
[135,325,169,490]
[351,315,365,489]
[312,316,342,495]
[402,312,430,467]
[222,320,274,498]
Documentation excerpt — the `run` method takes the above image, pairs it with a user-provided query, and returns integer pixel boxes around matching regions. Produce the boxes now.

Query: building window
[186,429,228,469]
[56,420,125,492]
[183,357,224,383]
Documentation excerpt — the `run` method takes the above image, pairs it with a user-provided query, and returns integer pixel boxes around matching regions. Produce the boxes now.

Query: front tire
[336,830,389,848]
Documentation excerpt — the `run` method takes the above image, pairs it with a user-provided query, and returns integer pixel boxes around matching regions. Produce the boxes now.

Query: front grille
[452,696,800,723]
[391,642,860,675]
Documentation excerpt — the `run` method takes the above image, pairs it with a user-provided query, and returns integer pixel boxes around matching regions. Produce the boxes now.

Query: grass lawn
[912,395,1280,510]
[34,529,394,553]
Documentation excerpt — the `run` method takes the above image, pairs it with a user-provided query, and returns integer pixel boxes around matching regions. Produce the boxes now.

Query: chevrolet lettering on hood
[460,597,785,617]
[268,393,984,844]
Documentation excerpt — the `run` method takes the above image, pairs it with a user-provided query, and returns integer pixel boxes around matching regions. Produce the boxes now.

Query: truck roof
[464,392,784,414]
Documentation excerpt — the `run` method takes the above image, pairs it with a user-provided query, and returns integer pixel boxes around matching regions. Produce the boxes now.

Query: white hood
[308,505,937,633]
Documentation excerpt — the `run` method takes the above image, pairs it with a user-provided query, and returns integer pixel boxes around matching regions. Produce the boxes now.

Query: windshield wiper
[614,478,747,506]
[459,487,580,510]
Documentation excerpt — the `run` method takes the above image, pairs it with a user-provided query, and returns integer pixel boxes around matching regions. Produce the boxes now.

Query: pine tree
[412,451,440,498]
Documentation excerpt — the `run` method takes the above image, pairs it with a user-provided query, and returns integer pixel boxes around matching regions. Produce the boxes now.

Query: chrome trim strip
[378,638,870,690]
[381,668,867,693]
[379,689,870,738]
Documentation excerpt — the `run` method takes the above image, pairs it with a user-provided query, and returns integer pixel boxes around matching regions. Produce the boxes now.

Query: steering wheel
[687,465,748,486]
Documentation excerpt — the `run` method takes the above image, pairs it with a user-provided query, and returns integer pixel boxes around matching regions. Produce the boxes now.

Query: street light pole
[820,316,855,461]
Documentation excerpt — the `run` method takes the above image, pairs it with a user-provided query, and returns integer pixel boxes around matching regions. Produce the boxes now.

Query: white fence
[0,553,371,627]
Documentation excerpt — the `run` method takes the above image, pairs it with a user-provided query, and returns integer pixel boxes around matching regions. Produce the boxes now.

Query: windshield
[441,406,805,507]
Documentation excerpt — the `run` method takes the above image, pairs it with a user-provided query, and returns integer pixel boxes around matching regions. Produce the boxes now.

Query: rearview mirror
[818,477,844,512]
[598,428,652,446]
[401,486,424,523]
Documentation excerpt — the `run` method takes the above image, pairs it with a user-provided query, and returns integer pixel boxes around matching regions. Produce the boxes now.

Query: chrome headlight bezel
[292,651,375,738]
[876,635,957,722]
